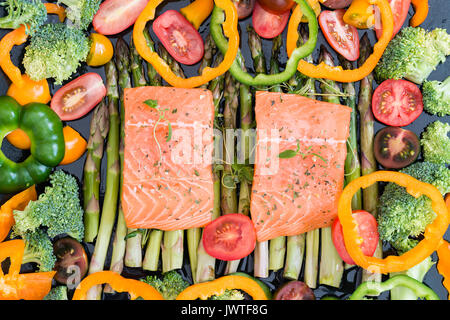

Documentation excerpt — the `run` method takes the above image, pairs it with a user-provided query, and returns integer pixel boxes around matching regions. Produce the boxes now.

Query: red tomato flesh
[372,79,423,127]
[93,0,149,36]
[202,213,256,261]
[252,1,290,39]
[375,0,411,39]
[331,210,379,265]
[153,10,204,65]
[50,73,106,121]
[319,9,360,61]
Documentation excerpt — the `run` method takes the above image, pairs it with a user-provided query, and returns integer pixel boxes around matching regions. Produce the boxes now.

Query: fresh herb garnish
[279,141,328,164]
[144,99,173,162]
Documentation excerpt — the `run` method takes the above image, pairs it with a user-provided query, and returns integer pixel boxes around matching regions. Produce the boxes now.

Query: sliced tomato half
[331,210,379,265]
[374,0,411,39]
[93,0,149,35]
[153,10,205,65]
[51,73,106,121]
[319,9,360,61]
[372,79,423,127]
[202,213,257,261]
[252,1,290,39]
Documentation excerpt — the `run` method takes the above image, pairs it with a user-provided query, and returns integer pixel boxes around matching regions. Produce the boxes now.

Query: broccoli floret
[422,76,450,116]
[209,289,246,300]
[375,27,450,84]
[420,121,450,165]
[23,22,90,85]
[141,271,189,300]
[0,0,46,34]
[13,170,85,241]
[43,286,68,300]
[378,162,450,253]
[58,0,100,30]
[18,228,56,272]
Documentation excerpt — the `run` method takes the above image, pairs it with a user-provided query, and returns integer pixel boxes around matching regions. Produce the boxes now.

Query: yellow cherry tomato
[87,33,114,67]
[60,126,87,165]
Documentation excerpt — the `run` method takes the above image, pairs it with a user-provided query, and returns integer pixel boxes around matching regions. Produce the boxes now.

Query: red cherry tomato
[50,73,106,121]
[257,0,294,14]
[93,0,149,36]
[202,214,256,261]
[232,0,256,19]
[252,1,290,39]
[319,9,360,61]
[375,0,411,39]
[372,79,423,127]
[331,210,379,265]
[153,10,205,65]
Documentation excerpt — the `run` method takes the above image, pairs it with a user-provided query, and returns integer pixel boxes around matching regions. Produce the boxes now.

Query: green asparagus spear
[130,37,148,88]
[86,60,120,299]
[143,27,162,87]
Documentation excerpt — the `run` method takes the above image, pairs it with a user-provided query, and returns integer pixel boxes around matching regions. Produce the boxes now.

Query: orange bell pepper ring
[0,186,37,243]
[436,194,450,300]
[180,0,214,29]
[133,0,239,88]
[44,3,67,22]
[410,0,428,27]
[338,171,449,274]
[287,0,394,82]
[0,240,55,300]
[176,275,268,300]
[72,271,164,300]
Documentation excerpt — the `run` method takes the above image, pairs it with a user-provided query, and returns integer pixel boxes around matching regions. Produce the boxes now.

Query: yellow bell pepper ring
[338,171,449,275]
[180,0,214,29]
[133,0,239,88]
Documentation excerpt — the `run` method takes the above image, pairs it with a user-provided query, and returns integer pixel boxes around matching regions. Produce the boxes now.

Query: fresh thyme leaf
[166,122,172,142]
[144,99,158,108]
[279,149,299,159]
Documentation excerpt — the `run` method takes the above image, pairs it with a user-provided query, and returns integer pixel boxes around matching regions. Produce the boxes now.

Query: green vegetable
[141,271,189,300]
[0,0,46,34]
[349,275,439,300]
[43,286,68,300]
[422,76,450,116]
[0,96,65,193]
[375,27,450,84]
[378,162,450,253]
[210,0,318,87]
[17,228,56,272]
[23,23,90,85]
[420,120,450,164]
[230,272,272,299]
[57,0,101,30]
[209,289,245,300]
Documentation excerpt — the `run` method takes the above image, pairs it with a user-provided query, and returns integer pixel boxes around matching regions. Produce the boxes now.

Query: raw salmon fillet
[250,92,352,242]
[122,86,215,230]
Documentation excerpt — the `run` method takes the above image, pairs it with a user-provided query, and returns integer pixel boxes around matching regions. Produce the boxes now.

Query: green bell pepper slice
[0,96,65,193]
[210,0,318,87]
[349,275,440,300]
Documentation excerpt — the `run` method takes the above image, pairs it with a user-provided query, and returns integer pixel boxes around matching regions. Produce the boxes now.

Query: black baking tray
[0,0,449,300]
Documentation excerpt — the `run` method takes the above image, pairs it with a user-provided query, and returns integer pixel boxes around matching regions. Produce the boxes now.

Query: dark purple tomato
[53,237,88,285]
[274,281,315,300]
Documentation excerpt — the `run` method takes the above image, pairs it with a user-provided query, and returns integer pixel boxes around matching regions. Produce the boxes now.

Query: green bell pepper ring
[0,96,65,193]
[210,0,318,87]
[349,275,440,300]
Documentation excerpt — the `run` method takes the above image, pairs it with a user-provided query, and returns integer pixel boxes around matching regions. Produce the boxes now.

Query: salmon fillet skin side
[122,86,215,231]
[250,91,352,242]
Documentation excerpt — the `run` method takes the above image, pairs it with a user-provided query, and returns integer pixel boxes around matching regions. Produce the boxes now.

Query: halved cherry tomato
[87,33,114,67]
[252,1,290,39]
[257,0,294,14]
[60,126,87,165]
[375,0,411,39]
[202,213,256,261]
[372,79,423,127]
[331,210,379,265]
[321,0,353,9]
[53,237,89,285]
[51,73,106,121]
[93,0,149,36]
[153,10,204,65]
[232,0,256,19]
[274,281,315,300]
[319,9,360,61]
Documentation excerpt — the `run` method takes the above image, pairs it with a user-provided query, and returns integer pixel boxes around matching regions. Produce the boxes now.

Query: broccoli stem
[358,34,382,283]
[86,60,120,300]
[317,45,344,288]
[83,100,109,243]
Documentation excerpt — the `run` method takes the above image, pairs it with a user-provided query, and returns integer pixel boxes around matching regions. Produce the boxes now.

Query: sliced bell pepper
[410,0,428,27]
[436,194,450,300]
[133,0,239,88]
[72,271,164,300]
[176,275,268,300]
[337,171,449,274]
[349,274,440,300]
[43,3,67,22]
[212,0,318,87]
[287,0,394,83]
[0,185,37,243]
[180,0,214,29]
